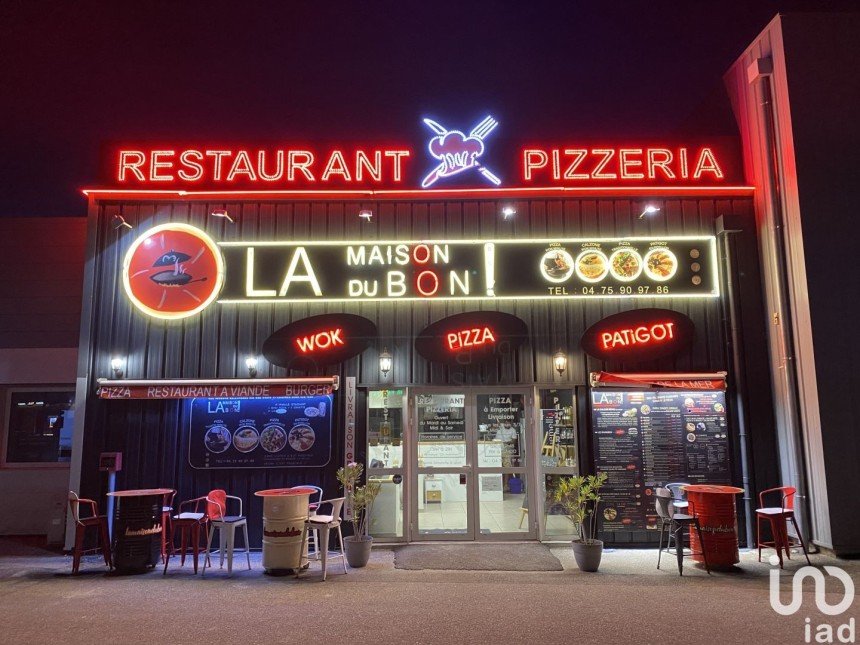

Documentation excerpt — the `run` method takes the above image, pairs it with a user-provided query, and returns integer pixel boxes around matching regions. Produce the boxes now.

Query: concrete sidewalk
[0,540,856,644]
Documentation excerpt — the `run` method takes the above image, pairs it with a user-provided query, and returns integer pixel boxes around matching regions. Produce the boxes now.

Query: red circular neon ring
[122,223,225,319]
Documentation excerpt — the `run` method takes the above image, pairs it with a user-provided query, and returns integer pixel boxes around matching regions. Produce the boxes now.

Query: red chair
[68,491,112,574]
[163,495,210,575]
[160,489,176,562]
[756,486,811,568]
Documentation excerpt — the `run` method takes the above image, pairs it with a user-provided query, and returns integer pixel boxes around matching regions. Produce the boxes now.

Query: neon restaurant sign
[121,223,720,319]
[96,114,743,193]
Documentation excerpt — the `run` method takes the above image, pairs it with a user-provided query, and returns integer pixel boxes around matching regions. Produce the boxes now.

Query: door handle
[460,474,466,485]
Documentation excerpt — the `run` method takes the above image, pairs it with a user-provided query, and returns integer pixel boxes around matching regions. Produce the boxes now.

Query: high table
[107,488,173,573]
[255,487,316,574]
[683,484,745,569]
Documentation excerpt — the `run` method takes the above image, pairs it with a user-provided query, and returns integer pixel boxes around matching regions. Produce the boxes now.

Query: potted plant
[336,461,381,568]
[552,472,608,572]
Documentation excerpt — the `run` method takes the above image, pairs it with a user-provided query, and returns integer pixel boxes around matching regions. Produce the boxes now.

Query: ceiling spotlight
[638,205,661,220]
[501,205,517,220]
[211,208,234,223]
[112,215,133,230]
[359,209,373,222]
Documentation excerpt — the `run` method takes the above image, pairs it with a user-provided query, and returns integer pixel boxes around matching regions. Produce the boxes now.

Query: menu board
[591,389,730,533]
[188,396,332,469]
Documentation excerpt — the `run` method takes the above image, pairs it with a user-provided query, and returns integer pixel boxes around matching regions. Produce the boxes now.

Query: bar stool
[163,495,209,575]
[655,488,710,576]
[666,482,690,512]
[68,491,112,574]
[297,497,347,581]
[297,484,323,557]
[756,486,811,568]
[202,489,251,576]
[160,489,176,562]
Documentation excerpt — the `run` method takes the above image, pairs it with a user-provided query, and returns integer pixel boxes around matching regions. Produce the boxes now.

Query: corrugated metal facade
[76,196,756,542]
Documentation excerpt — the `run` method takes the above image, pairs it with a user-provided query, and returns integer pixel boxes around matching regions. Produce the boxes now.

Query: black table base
[112,495,162,573]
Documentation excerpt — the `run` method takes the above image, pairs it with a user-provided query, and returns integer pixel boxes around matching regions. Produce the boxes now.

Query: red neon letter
[118,151,146,181]
[178,150,204,181]
[412,244,431,264]
[591,149,617,179]
[356,151,382,182]
[384,150,410,182]
[416,270,439,297]
[288,151,315,181]
[322,150,352,182]
[206,150,232,181]
[693,147,724,179]
[150,150,175,181]
[226,150,258,181]
[257,150,284,181]
[619,149,644,179]
[523,149,548,181]
[563,149,589,179]
[647,149,675,179]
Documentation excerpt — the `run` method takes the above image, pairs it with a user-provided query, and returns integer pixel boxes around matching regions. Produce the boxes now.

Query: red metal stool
[756,486,811,568]
[160,489,176,562]
[68,491,112,574]
[163,495,210,575]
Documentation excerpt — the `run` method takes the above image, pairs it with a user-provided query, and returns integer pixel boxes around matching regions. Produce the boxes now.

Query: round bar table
[683,485,745,569]
[254,487,317,574]
[107,488,174,573]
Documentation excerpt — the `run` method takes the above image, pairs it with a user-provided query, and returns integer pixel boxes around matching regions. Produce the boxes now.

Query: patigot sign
[121,224,719,319]
[580,309,695,363]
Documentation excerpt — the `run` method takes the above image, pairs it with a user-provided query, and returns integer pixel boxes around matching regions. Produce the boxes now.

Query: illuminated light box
[580,309,695,363]
[261,313,378,368]
[219,236,720,304]
[414,311,528,365]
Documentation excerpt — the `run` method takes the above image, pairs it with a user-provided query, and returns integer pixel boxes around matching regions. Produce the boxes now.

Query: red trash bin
[684,485,745,569]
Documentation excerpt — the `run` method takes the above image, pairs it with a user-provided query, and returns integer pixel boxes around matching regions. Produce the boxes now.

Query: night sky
[1,0,857,216]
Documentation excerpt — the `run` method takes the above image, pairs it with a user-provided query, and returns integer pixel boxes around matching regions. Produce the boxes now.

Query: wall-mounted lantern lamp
[110,357,125,379]
[379,347,393,377]
[553,349,567,376]
[245,356,258,378]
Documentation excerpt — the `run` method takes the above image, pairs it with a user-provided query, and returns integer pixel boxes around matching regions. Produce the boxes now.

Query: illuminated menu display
[591,389,730,534]
[219,236,718,303]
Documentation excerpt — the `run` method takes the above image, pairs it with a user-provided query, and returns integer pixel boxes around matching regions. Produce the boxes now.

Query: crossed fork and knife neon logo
[421,115,502,188]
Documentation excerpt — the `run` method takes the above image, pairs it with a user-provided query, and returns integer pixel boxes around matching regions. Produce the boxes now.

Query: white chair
[297,497,347,581]
[297,484,324,556]
[201,490,251,576]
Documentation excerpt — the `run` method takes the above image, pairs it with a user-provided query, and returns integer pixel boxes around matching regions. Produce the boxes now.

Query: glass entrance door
[411,388,535,541]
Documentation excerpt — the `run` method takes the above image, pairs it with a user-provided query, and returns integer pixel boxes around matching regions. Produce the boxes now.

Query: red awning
[589,371,727,391]
[96,376,339,400]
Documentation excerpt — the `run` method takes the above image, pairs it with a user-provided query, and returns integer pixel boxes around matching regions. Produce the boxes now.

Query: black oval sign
[581,308,694,363]
[262,313,377,368]
[415,311,528,366]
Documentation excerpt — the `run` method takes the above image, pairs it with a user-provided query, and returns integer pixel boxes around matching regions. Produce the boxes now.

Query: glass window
[538,388,578,539]
[367,388,404,469]
[479,471,529,535]
[476,393,526,467]
[416,393,467,468]
[4,390,75,465]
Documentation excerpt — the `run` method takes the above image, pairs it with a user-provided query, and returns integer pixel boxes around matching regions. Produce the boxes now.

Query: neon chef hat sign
[421,115,502,188]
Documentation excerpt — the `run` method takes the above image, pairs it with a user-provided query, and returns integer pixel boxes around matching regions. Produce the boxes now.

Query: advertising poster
[188,395,333,469]
[591,389,730,533]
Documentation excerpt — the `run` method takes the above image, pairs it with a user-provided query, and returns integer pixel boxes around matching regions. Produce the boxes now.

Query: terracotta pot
[572,539,603,572]
[344,536,373,567]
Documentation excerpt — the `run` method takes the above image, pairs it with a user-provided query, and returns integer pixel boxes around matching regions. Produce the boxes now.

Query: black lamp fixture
[110,356,125,378]
[112,215,133,230]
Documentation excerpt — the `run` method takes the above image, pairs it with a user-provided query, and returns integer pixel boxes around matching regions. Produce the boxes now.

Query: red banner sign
[97,378,337,399]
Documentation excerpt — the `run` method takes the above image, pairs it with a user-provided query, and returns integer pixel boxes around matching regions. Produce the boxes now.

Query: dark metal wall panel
[78,196,755,542]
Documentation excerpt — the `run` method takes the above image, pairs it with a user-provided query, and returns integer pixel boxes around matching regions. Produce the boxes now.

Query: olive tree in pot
[337,462,381,568]
[553,472,608,572]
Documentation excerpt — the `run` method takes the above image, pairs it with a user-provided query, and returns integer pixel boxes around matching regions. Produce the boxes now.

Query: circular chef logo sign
[122,223,224,319]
